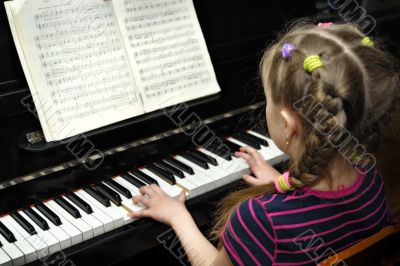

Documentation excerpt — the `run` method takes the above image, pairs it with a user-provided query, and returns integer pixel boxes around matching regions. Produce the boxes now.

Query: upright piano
[0,0,315,265]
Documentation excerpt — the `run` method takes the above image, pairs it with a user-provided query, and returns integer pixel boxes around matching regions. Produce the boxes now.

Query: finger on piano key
[0,231,25,265]
[244,131,288,164]
[68,192,114,233]
[0,218,36,264]
[76,190,123,228]
[46,200,93,241]
[62,196,104,236]
[3,215,49,259]
[31,206,71,250]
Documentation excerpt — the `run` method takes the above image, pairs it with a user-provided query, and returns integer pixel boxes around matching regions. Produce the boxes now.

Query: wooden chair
[318,223,400,266]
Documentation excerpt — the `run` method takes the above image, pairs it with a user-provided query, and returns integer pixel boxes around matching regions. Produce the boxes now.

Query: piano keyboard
[0,131,287,265]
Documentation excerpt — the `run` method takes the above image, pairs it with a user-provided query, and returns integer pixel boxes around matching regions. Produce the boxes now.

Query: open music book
[4,0,221,142]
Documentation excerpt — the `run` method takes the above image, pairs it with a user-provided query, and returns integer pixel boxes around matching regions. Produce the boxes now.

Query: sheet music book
[4,0,221,141]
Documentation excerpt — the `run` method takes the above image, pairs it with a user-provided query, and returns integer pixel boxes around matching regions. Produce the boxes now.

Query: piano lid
[0,0,316,184]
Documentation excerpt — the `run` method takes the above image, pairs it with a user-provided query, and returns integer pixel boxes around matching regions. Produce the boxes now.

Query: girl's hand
[235,146,280,186]
[128,184,188,226]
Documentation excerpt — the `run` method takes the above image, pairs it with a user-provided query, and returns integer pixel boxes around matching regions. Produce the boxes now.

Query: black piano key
[55,197,81,219]
[103,179,132,199]
[130,169,159,185]
[154,161,185,179]
[222,139,242,152]
[84,186,111,207]
[0,221,16,243]
[180,152,209,169]
[242,131,269,147]
[121,173,146,189]
[202,143,232,161]
[10,211,37,235]
[190,149,218,166]
[164,157,194,175]
[23,207,49,231]
[66,192,93,214]
[35,202,62,226]
[232,133,261,149]
[0,240,2,247]
[147,164,176,185]
[94,183,122,206]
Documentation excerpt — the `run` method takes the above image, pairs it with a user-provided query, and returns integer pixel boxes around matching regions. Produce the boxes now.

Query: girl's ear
[280,108,297,142]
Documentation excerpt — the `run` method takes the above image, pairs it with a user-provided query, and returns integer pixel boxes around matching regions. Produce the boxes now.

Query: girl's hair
[210,19,400,247]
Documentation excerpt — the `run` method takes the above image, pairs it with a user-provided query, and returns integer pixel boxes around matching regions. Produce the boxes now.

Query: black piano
[0,1,315,265]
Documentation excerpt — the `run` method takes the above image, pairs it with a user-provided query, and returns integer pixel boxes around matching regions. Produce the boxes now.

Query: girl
[128,21,399,265]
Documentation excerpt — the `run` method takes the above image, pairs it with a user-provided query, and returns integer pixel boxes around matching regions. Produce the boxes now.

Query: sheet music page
[10,0,143,141]
[111,0,221,113]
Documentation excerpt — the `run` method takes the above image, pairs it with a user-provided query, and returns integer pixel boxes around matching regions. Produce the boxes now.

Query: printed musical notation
[122,0,216,100]
[27,0,140,125]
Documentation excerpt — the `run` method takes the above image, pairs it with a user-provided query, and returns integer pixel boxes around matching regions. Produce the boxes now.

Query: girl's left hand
[128,184,188,226]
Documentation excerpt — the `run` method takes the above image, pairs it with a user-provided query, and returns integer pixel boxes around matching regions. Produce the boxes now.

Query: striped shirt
[222,167,390,265]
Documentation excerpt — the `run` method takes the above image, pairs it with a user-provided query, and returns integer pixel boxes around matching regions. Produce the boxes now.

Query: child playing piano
[127,21,399,265]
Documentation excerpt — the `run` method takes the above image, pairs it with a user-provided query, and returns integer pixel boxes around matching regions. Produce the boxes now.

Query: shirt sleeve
[221,197,275,266]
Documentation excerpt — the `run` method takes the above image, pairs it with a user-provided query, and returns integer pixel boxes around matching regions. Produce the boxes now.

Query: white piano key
[76,190,128,226]
[174,156,219,190]
[246,131,288,165]
[102,181,144,213]
[62,196,104,237]
[46,201,93,241]
[0,233,25,266]
[18,211,60,255]
[31,206,71,250]
[2,216,49,260]
[70,191,115,233]
[0,217,36,264]
[0,248,11,266]
[140,169,182,198]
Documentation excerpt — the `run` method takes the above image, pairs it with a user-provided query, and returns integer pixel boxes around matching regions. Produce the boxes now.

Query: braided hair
[210,20,400,246]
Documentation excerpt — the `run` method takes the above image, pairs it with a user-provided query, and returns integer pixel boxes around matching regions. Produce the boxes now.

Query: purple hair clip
[281,43,296,59]
[318,22,333,28]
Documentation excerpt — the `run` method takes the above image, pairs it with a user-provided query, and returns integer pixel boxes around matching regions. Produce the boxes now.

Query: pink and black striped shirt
[222,167,390,265]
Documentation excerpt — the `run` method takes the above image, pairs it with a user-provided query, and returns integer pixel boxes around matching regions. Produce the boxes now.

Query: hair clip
[275,171,294,193]
[281,43,296,59]
[303,55,324,73]
[318,22,333,28]
[361,36,374,47]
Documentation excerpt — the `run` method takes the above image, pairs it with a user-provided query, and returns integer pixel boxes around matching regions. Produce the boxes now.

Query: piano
[0,0,315,265]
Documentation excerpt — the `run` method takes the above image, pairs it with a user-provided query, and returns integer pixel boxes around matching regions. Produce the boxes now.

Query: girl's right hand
[235,146,281,186]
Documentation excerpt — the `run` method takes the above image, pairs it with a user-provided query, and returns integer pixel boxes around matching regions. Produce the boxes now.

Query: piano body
[0,0,315,265]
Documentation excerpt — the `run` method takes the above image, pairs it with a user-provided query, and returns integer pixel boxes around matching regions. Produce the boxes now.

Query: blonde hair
[210,20,400,247]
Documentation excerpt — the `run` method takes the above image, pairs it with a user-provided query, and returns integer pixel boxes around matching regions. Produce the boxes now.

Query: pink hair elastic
[275,171,293,193]
[318,22,333,28]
